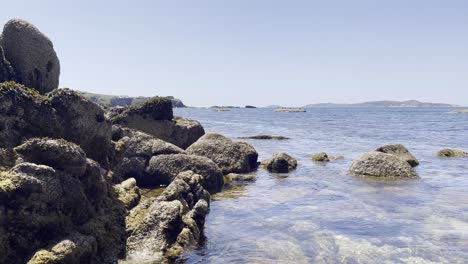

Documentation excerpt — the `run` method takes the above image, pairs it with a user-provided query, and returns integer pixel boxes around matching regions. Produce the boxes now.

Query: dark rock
[125,171,210,262]
[27,234,97,264]
[109,98,204,149]
[186,133,258,174]
[261,153,298,173]
[146,154,224,193]
[376,144,419,167]
[0,45,15,82]
[0,140,126,264]
[49,88,112,166]
[1,19,60,94]
[348,151,418,178]
[239,134,289,140]
[437,149,468,158]
[245,105,257,108]
[311,152,330,162]
[0,148,16,170]
[110,126,184,183]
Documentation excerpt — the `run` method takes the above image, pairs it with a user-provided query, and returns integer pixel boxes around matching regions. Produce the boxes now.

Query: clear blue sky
[2,0,467,107]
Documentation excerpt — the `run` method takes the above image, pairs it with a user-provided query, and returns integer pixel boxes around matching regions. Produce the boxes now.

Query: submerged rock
[146,154,224,193]
[0,139,126,264]
[186,133,258,174]
[239,134,290,140]
[224,173,256,182]
[125,171,210,262]
[311,152,330,162]
[437,149,468,158]
[261,153,298,173]
[376,144,419,167]
[348,151,418,178]
[109,98,204,149]
[1,19,60,94]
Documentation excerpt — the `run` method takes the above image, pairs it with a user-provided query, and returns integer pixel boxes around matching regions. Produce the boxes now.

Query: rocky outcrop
[110,126,184,183]
[114,178,141,211]
[311,152,330,162]
[261,153,298,173]
[109,98,204,149]
[186,133,258,174]
[125,171,210,262]
[49,88,112,166]
[376,144,419,167]
[0,45,15,82]
[437,149,468,158]
[0,83,112,166]
[348,151,418,178]
[0,138,126,264]
[146,154,224,193]
[1,19,60,94]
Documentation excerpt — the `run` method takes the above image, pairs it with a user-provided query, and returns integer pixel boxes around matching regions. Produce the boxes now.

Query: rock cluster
[108,98,204,149]
[187,133,258,174]
[0,19,60,94]
[0,138,126,264]
[261,153,298,173]
[125,171,210,262]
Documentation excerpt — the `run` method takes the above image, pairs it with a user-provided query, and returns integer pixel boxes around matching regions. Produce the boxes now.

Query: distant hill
[303,100,461,108]
[78,91,186,108]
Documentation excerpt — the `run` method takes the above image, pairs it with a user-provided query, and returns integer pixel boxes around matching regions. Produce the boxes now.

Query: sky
[2,0,467,107]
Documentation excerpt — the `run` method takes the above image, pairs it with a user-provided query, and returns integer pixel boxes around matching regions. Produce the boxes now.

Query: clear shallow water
[174,108,468,264]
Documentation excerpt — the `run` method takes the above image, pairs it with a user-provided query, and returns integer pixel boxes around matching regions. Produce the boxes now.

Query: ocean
[174,107,468,263]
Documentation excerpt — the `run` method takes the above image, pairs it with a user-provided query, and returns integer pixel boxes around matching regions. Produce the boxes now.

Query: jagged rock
[348,151,418,178]
[114,178,141,210]
[1,19,60,94]
[125,171,210,262]
[0,148,16,170]
[109,98,204,149]
[49,88,112,166]
[437,149,468,158]
[311,152,330,162]
[110,126,184,183]
[261,153,298,173]
[146,154,224,193]
[0,140,126,264]
[0,45,15,82]
[14,138,87,177]
[27,234,97,264]
[376,144,419,167]
[186,133,258,174]
[0,82,63,148]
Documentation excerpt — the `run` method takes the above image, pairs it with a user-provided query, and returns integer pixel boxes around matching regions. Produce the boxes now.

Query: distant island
[302,100,462,108]
[78,91,186,108]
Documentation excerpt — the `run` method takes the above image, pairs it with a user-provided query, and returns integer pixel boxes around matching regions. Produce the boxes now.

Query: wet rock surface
[186,133,258,174]
[376,144,419,167]
[349,151,418,178]
[437,149,468,158]
[261,153,298,173]
[311,152,330,162]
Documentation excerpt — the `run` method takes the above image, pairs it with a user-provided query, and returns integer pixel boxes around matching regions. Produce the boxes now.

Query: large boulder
[348,151,418,178]
[376,144,419,167]
[437,149,468,158]
[146,154,224,193]
[261,153,297,173]
[110,126,184,183]
[186,133,258,174]
[125,171,210,262]
[1,19,60,94]
[0,45,15,82]
[109,98,205,149]
[49,88,112,166]
[0,139,126,264]
[0,82,62,148]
